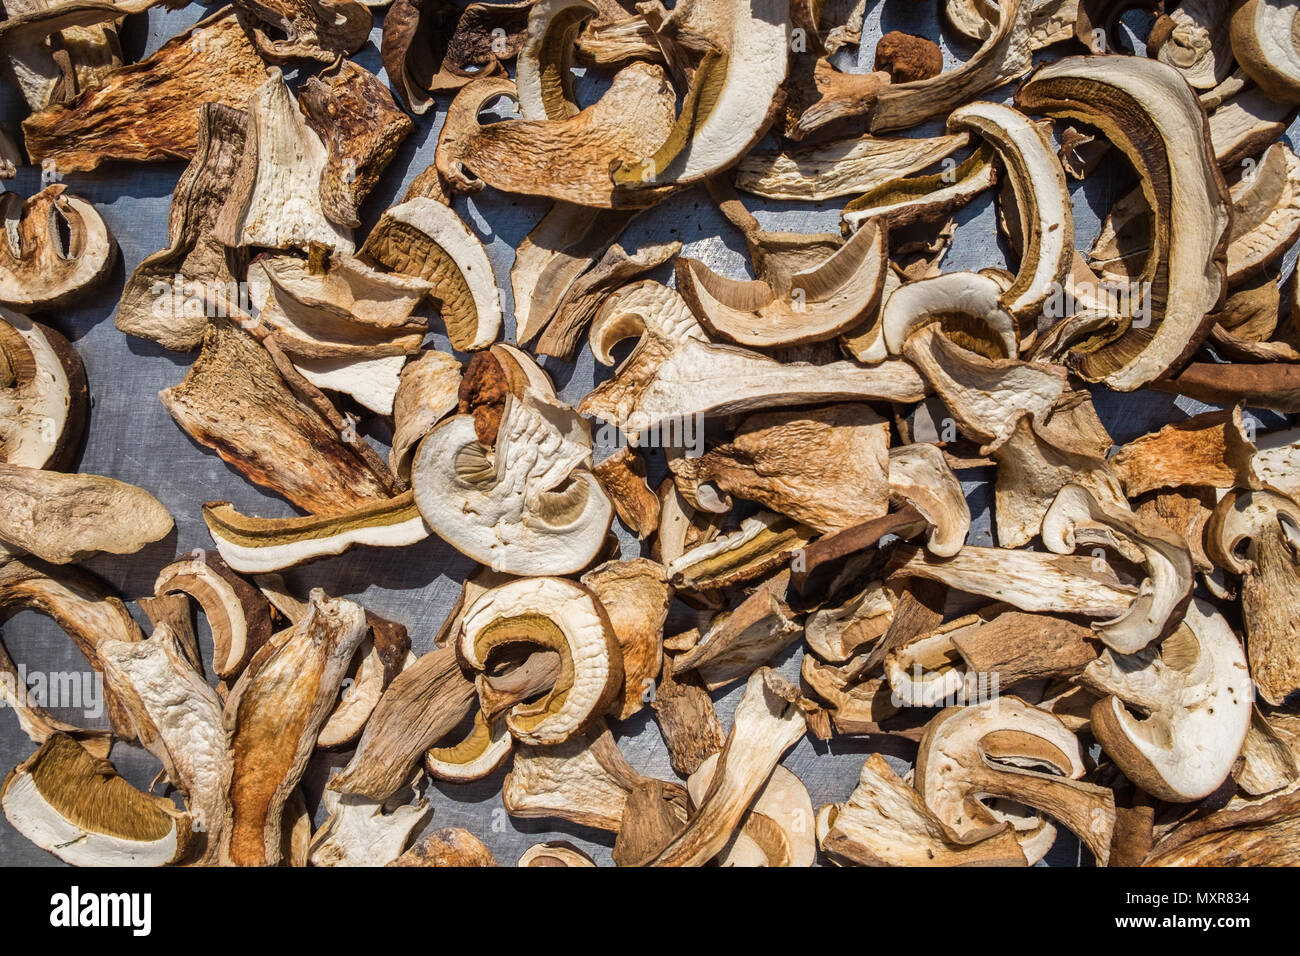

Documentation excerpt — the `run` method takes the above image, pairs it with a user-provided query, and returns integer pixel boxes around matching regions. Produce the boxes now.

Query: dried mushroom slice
[593,447,659,539]
[308,788,431,867]
[1225,142,1300,283]
[651,666,725,777]
[360,198,501,352]
[0,465,172,564]
[688,757,815,867]
[672,572,802,690]
[0,185,115,310]
[390,827,499,866]
[425,710,512,781]
[320,613,412,750]
[98,625,230,865]
[1207,84,1293,166]
[390,350,461,480]
[1,734,188,867]
[1230,0,1300,104]
[1109,406,1258,497]
[231,0,371,65]
[0,309,85,470]
[21,8,267,173]
[581,558,671,720]
[516,0,599,120]
[214,69,354,255]
[888,443,970,556]
[820,752,1028,866]
[1083,597,1252,802]
[916,697,1116,865]
[1144,789,1300,866]
[459,577,622,745]
[115,103,249,352]
[1150,0,1232,90]
[1206,489,1300,705]
[666,513,814,592]
[841,146,998,233]
[222,590,369,866]
[1015,56,1231,391]
[805,580,896,663]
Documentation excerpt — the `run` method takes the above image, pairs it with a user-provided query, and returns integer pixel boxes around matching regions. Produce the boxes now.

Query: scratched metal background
[0,0,1296,867]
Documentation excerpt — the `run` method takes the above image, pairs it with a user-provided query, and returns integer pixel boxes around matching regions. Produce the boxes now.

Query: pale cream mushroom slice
[0,309,86,471]
[214,69,354,255]
[888,443,970,557]
[1082,597,1252,802]
[1206,489,1300,705]
[688,756,815,867]
[1,734,189,867]
[98,624,230,865]
[425,710,513,782]
[458,576,622,745]
[841,146,999,233]
[319,613,412,750]
[581,558,671,720]
[1015,55,1231,390]
[587,279,705,367]
[0,465,172,564]
[1040,483,1196,654]
[0,185,115,310]
[515,0,599,120]
[1235,708,1300,796]
[1253,426,1300,502]
[1150,0,1233,90]
[805,580,896,663]
[1208,83,1294,166]
[307,787,432,867]
[1109,405,1258,497]
[915,696,1116,865]
[221,590,369,866]
[518,840,596,867]
[1230,0,1300,103]
[1225,142,1300,283]
[389,350,462,480]
[359,198,501,352]
[819,752,1028,866]
[944,0,1077,50]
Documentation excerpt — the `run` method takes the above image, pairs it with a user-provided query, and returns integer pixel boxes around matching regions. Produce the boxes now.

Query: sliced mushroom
[672,572,802,690]
[307,788,431,867]
[1208,83,1294,166]
[320,613,412,750]
[888,443,970,557]
[1151,0,1233,90]
[0,309,85,471]
[592,447,660,539]
[1082,597,1252,802]
[805,580,896,663]
[1225,142,1300,283]
[688,756,815,867]
[1110,406,1258,497]
[651,665,725,777]
[0,185,115,310]
[1144,787,1300,865]
[841,146,998,233]
[666,513,815,592]
[1230,0,1300,104]
[393,828,500,867]
[425,710,512,782]
[516,0,599,120]
[231,0,370,63]
[582,559,670,720]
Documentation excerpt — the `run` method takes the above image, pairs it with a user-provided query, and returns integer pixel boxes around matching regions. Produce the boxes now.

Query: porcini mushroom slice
[1208,84,1294,166]
[392,827,500,867]
[1225,142,1300,283]
[1254,427,1300,504]
[666,513,815,592]
[805,581,896,663]
[820,752,1028,866]
[1082,597,1252,803]
[114,103,249,352]
[651,666,725,777]
[20,7,267,173]
[734,132,971,202]
[308,788,432,867]
[916,696,1116,865]
[1144,787,1300,865]
[888,443,970,557]
[669,404,891,534]
[648,668,806,866]
[1110,406,1258,497]
[672,572,802,690]
[1040,483,1196,654]
[214,69,354,255]
[688,757,815,867]
[1206,489,1300,705]
[1151,0,1233,89]
[231,0,370,64]
[1,734,188,867]
[359,198,501,353]
[389,350,461,480]
[1015,55,1231,390]
[586,279,705,367]
[0,465,172,564]
[0,309,85,471]
[320,614,412,750]
[425,710,513,782]
[160,320,396,517]
[1230,0,1300,104]
[581,558,671,720]
[881,273,1019,361]
[870,0,1034,132]
[435,65,676,208]
[888,544,1138,619]
[516,0,599,120]
[222,590,369,866]
[459,577,622,745]
[675,220,886,349]
[98,625,230,865]
[593,447,660,539]
[0,185,114,310]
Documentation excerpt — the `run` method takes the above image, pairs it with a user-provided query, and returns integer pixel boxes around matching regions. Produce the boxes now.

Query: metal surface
[0,1,1294,867]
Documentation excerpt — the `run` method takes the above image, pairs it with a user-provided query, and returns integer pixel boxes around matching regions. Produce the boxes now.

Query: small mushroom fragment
[842,146,998,233]
[1,734,188,867]
[1110,406,1258,497]
[0,185,115,310]
[214,70,354,255]
[805,581,896,663]
[392,828,499,867]
[0,465,172,564]
[297,60,414,230]
[1208,84,1294,166]
[651,666,725,777]
[1082,598,1252,803]
[780,58,891,142]
[648,668,806,866]
[115,103,250,352]
[459,577,622,745]
[1224,142,1300,283]
[667,513,815,592]
[888,443,970,557]
[98,625,230,865]
[916,697,1116,865]
[593,447,659,539]
[425,710,512,782]
[222,590,369,866]
[672,572,801,690]
[230,0,371,65]
[389,350,461,480]
[688,756,815,867]
[1254,427,1300,501]
[359,198,501,352]
[21,8,268,173]
[0,309,85,471]
[160,320,396,516]
[820,752,1028,866]
[1151,0,1233,89]
[319,613,411,750]
[1206,489,1300,705]
[581,559,670,719]
[734,132,970,202]
[669,404,890,534]
[307,788,432,867]
[1230,0,1300,104]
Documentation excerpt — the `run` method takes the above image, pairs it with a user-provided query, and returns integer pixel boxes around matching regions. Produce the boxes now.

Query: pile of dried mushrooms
[3,0,1300,867]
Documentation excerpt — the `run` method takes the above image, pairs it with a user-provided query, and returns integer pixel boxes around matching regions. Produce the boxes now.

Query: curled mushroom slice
[98,625,230,865]
[675,220,886,349]
[667,513,815,592]
[0,185,115,310]
[916,696,1116,865]
[945,0,1077,49]
[688,756,815,867]
[582,558,670,719]
[1110,406,1258,497]
[0,465,172,564]
[820,752,1028,866]
[519,840,596,867]
[360,198,501,353]
[1041,483,1196,654]
[593,447,659,539]
[888,443,970,557]
[1,734,189,867]
[308,788,431,867]
[881,273,1019,360]
[459,577,622,745]
[1082,597,1252,802]
[425,710,512,782]
[231,0,370,64]
[587,279,704,366]
[0,310,85,471]
[1206,489,1300,705]
[1225,142,1300,283]
[806,580,896,663]
[320,614,411,750]
[1015,55,1231,390]
[516,0,599,120]
[222,590,369,866]
[389,350,461,480]
[435,65,676,208]
[734,131,970,202]
[1230,0,1300,104]
[841,146,998,233]
[1151,0,1233,90]
[392,827,500,867]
